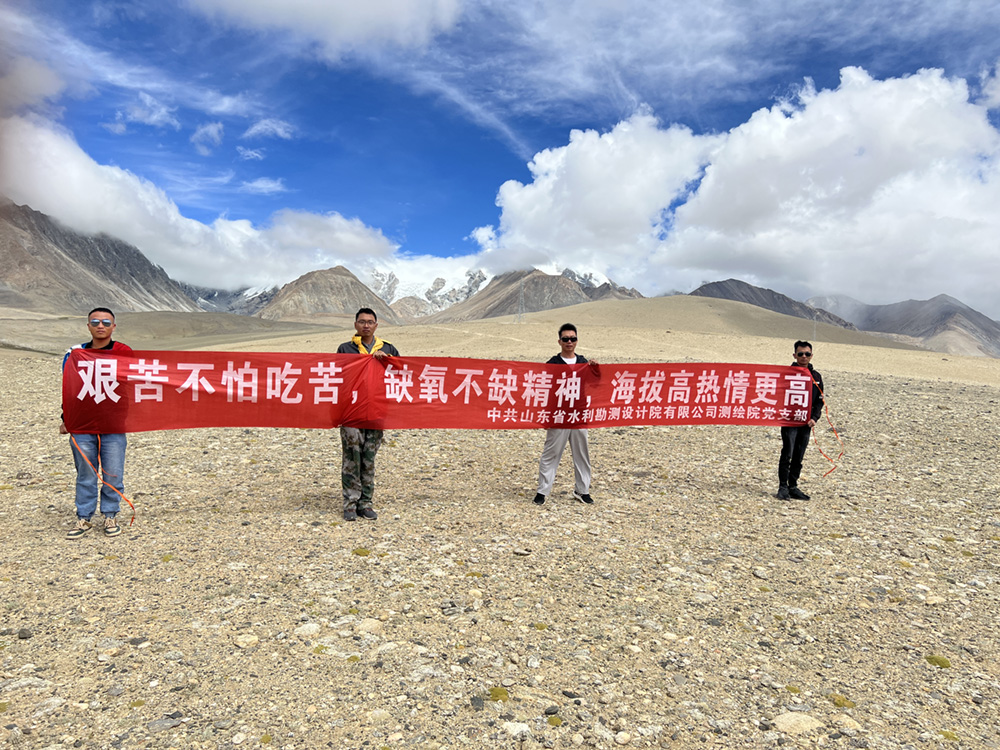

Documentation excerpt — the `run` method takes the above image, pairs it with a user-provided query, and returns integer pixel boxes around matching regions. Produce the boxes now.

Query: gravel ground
[2,332,999,750]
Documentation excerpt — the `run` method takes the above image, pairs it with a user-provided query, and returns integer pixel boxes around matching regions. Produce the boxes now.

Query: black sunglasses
[795,351,812,357]
[560,336,578,343]
[89,318,114,327]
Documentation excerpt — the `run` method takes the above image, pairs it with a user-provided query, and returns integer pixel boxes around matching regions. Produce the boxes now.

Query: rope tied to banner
[811,377,844,477]
[70,434,136,526]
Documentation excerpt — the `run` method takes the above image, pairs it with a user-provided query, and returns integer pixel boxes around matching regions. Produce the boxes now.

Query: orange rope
[810,377,844,477]
[70,434,136,526]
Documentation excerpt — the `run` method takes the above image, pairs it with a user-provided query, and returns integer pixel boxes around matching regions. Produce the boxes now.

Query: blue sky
[2,0,1000,316]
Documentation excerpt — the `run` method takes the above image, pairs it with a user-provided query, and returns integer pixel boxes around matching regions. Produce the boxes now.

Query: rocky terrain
[2,307,999,750]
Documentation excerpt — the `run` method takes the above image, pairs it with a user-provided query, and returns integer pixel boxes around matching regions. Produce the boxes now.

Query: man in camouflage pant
[336,308,400,521]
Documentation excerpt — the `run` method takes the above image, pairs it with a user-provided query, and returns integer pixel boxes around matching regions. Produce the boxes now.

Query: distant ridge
[690,279,855,330]
[0,200,199,314]
[421,269,642,323]
[808,293,1000,358]
[257,266,400,323]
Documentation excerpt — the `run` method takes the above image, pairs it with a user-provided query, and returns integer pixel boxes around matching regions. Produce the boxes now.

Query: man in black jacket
[533,323,596,505]
[777,340,824,500]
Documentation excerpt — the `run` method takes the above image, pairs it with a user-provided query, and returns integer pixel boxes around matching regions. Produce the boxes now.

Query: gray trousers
[536,428,591,496]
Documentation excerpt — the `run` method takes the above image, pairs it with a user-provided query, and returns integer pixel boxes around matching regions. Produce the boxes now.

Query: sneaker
[343,509,357,522]
[573,492,594,504]
[357,508,378,520]
[776,486,790,500]
[67,518,92,539]
[533,493,545,505]
[104,516,122,537]
[788,487,810,500]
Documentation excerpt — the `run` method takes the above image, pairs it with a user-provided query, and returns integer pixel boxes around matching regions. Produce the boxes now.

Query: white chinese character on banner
[309,362,343,404]
[451,368,484,404]
[667,370,694,404]
[267,363,304,404]
[76,359,121,404]
[520,370,553,408]
[384,364,414,403]
[128,359,169,403]
[610,370,636,404]
[723,370,751,404]
[752,371,780,405]
[695,370,720,404]
[221,361,259,403]
[488,368,518,406]
[638,370,665,403]
[177,363,216,401]
[418,365,449,403]
[784,372,813,408]
[555,370,582,408]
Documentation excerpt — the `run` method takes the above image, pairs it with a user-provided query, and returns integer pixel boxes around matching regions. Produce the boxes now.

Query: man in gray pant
[533,323,596,505]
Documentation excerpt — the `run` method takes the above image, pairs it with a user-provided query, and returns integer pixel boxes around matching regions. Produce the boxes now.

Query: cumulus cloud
[239,177,287,194]
[185,0,462,52]
[476,68,1000,316]
[242,118,295,140]
[106,91,181,133]
[190,121,224,155]
[0,114,396,289]
[0,55,65,116]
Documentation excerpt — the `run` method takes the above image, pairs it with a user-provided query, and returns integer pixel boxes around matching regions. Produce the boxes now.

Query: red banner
[62,350,814,434]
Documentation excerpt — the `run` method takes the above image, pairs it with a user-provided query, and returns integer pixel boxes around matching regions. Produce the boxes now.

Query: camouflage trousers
[340,427,384,512]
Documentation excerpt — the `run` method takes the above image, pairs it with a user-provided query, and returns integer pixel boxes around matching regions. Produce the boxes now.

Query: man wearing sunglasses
[534,323,597,506]
[777,340,824,501]
[336,307,400,522]
[60,308,133,538]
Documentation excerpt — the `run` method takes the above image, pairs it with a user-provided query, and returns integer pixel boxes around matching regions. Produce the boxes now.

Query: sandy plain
[1,296,999,750]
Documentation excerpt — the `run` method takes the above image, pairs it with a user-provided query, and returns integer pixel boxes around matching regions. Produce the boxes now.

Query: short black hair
[355,307,377,321]
[794,340,812,352]
[88,307,115,319]
[559,323,577,336]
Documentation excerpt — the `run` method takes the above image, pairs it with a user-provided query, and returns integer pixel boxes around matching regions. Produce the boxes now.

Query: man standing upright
[337,308,400,521]
[777,340,824,500]
[60,308,133,538]
[533,323,597,506]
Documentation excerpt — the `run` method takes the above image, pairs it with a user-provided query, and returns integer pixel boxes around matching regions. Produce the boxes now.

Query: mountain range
[2,198,998,358]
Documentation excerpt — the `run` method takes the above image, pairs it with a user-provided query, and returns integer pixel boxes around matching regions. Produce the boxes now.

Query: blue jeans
[70,433,126,520]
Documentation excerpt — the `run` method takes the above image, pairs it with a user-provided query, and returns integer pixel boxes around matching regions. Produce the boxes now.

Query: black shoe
[776,486,790,500]
[533,493,545,505]
[788,487,810,500]
[358,508,378,520]
[574,491,594,504]
[343,509,357,521]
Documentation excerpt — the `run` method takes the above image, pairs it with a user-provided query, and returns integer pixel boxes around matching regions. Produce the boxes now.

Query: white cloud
[239,177,287,194]
[0,55,65,116]
[0,114,395,289]
[190,121,224,155]
[185,0,462,52]
[242,118,295,140]
[116,91,181,130]
[477,68,1000,316]
[236,145,265,160]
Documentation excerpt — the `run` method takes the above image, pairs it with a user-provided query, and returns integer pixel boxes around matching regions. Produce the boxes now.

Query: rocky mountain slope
[690,279,855,329]
[256,266,399,323]
[0,200,200,314]
[421,269,643,323]
[808,293,1000,358]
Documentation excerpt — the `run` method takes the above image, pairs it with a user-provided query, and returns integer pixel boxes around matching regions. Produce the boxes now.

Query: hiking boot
[533,493,545,505]
[776,486,790,500]
[67,518,92,539]
[343,509,357,522]
[574,491,594,504]
[357,508,378,520]
[104,516,122,537]
[788,487,810,500]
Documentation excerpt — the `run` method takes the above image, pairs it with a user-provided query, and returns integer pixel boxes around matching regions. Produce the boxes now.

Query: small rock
[772,712,823,735]
[615,731,632,745]
[503,721,531,738]
[147,718,183,733]
[293,623,321,637]
[234,634,259,649]
[513,548,531,556]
